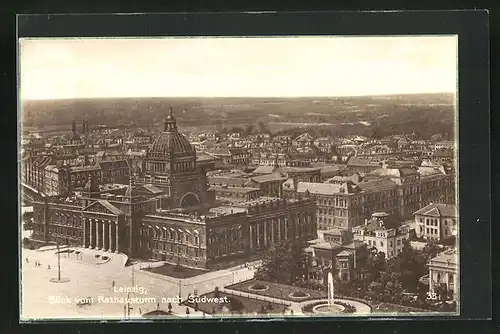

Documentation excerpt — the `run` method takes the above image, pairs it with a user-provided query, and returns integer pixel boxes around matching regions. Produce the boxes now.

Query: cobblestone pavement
[20,246,257,320]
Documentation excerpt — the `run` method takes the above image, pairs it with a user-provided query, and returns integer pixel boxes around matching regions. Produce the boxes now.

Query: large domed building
[140,107,214,210]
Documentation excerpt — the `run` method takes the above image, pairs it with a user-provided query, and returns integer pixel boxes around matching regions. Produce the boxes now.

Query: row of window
[368,238,405,248]
[427,228,438,235]
[47,225,82,237]
[141,227,200,245]
[318,208,347,216]
[146,241,200,257]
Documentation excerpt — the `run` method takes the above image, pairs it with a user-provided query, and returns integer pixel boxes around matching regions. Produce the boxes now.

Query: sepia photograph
[19,35,459,320]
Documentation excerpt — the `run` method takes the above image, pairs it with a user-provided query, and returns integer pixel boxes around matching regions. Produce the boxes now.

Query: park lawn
[226,279,327,302]
[142,263,206,279]
[182,291,287,315]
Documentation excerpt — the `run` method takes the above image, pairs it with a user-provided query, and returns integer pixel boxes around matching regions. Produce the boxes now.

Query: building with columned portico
[28,107,317,269]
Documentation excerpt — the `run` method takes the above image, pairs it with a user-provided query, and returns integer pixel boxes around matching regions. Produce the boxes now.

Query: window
[380,241,384,247]
[397,240,401,246]
[426,228,429,234]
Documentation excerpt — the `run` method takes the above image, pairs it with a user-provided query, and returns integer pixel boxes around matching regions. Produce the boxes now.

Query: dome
[147,107,195,159]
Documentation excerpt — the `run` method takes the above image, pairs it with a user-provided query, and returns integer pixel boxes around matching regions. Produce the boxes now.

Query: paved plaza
[20,245,256,320]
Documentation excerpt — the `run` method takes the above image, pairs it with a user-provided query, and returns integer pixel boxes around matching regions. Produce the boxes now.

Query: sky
[19,36,457,100]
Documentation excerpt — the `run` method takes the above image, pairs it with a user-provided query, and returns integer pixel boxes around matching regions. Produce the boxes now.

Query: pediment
[83,200,123,216]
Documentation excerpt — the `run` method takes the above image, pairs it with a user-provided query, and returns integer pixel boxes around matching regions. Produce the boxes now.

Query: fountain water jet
[327,272,334,306]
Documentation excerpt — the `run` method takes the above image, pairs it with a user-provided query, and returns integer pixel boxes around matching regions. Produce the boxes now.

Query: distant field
[20,94,456,139]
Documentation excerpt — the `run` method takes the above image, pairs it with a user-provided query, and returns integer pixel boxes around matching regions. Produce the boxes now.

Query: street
[21,246,257,320]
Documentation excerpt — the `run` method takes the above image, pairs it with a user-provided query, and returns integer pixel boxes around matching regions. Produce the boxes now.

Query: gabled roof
[196,151,219,162]
[83,200,124,216]
[336,250,352,257]
[414,203,457,218]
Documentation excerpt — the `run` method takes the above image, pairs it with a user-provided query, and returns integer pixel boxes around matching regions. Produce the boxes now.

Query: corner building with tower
[28,108,317,269]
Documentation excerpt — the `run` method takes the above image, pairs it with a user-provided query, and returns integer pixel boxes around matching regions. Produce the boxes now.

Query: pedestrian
[139,308,142,315]
[47,265,50,269]
[112,280,115,287]
[26,258,28,263]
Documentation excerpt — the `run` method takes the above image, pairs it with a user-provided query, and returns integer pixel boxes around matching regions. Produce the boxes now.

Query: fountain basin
[312,303,345,314]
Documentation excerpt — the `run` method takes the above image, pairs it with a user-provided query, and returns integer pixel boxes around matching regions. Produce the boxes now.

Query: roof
[369,167,417,178]
[297,182,342,195]
[142,184,164,194]
[432,148,454,157]
[414,203,457,218]
[312,242,342,250]
[98,160,129,170]
[148,113,195,157]
[196,152,219,162]
[212,186,260,194]
[343,240,366,249]
[97,201,124,216]
[251,173,287,183]
[323,228,343,236]
[208,148,232,156]
[336,250,352,257]
[417,166,444,177]
[253,165,277,174]
[84,200,124,216]
[69,166,101,173]
[356,178,398,191]
[429,249,458,266]
[278,166,322,173]
[320,165,347,174]
[347,157,375,167]
[208,177,250,187]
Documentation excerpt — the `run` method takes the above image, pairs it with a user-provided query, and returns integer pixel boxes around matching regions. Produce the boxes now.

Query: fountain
[311,272,344,314]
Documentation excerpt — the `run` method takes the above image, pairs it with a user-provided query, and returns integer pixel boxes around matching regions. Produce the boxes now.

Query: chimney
[72,120,76,134]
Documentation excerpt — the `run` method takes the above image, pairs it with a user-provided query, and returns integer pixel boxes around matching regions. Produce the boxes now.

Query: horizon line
[21,91,456,102]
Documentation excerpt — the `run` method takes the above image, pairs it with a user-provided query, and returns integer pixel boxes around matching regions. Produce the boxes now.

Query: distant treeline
[21,94,455,140]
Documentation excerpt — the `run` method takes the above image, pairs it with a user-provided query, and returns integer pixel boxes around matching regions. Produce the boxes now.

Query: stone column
[285,217,288,240]
[108,222,113,252]
[115,221,119,253]
[278,218,281,241]
[271,220,275,244]
[98,220,104,249]
[102,221,107,250]
[249,224,253,249]
[89,218,94,248]
[82,218,87,247]
[263,221,267,247]
[256,223,260,249]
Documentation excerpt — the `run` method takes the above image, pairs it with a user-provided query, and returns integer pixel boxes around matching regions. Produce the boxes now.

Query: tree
[254,240,308,285]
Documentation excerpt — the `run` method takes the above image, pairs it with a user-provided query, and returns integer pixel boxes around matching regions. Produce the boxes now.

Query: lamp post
[56,242,61,281]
